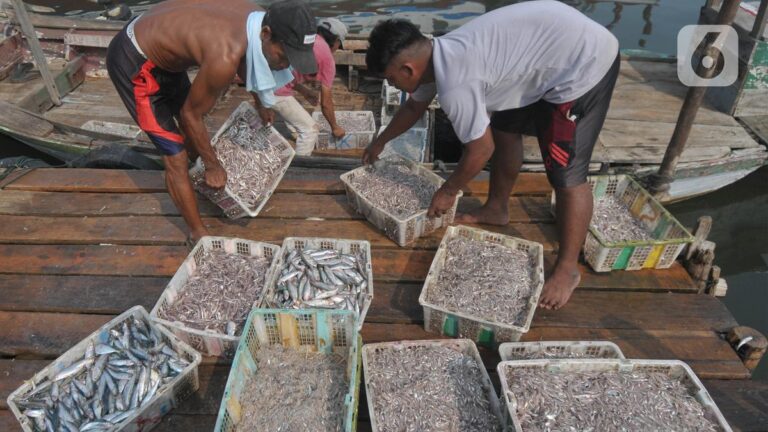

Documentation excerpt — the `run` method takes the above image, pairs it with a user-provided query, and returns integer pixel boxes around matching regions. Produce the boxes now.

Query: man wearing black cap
[106,0,316,242]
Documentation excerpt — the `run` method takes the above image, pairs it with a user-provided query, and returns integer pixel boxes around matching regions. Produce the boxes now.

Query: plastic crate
[497,359,733,432]
[214,309,361,432]
[262,237,374,331]
[313,110,376,149]
[150,236,280,357]
[499,341,625,361]
[340,154,462,247]
[362,339,505,432]
[377,126,429,163]
[7,306,201,432]
[381,79,440,109]
[555,175,694,272]
[418,225,545,346]
[380,104,429,128]
[189,101,295,219]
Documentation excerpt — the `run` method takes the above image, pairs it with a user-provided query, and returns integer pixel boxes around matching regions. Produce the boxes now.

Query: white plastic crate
[419,225,545,346]
[189,101,295,219]
[381,79,440,109]
[377,126,429,163]
[340,154,461,247]
[214,309,361,432]
[380,103,429,128]
[362,339,505,432]
[7,306,201,432]
[262,237,374,331]
[497,359,733,432]
[312,110,376,149]
[150,236,280,357]
[499,341,625,361]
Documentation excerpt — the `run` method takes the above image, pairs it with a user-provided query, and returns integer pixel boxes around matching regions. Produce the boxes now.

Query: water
[5,0,767,378]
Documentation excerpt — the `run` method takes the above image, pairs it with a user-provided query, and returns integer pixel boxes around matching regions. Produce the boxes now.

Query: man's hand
[331,125,346,139]
[204,161,227,189]
[257,106,275,126]
[362,140,386,165]
[427,186,459,218]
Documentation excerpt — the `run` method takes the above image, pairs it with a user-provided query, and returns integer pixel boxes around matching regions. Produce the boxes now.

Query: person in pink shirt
[271,18,348,155]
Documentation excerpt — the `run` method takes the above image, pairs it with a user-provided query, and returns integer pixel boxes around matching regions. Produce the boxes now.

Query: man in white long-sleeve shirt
[363,1,619,309]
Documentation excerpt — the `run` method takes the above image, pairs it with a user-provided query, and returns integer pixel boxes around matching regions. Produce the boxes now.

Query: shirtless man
[363,1,619,309]
[106,0,317,242]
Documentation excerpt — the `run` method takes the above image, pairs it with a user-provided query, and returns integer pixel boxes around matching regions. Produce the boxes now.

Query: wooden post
[648,0,741,196]
[727,326,768,373]
[751,0,768,39]
[9,0,61,106]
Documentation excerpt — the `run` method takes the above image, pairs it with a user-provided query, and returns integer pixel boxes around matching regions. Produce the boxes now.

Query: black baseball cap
[265,0,317,74]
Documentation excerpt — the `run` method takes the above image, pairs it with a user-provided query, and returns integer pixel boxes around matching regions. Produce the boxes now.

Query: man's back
[134,0,260,72]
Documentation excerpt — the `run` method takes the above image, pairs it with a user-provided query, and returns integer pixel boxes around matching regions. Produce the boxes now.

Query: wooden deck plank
[2,168,553,196]
[0,190,554,223]
[0,245,695,290]
[704,379,768,432]
[601,119,759,149]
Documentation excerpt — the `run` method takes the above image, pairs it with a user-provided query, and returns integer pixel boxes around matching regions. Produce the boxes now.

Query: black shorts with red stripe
[106,22,190,156]
[490,54,620,189]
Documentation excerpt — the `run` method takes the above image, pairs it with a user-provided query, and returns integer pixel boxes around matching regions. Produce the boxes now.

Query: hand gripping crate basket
[418,225,545,346]
[7,306,201,432]
[381,79,440,109]
[362,339,505,432]
[214,309,362,432]
[189,101,295,219]
[262,237,374,331]
[377,126,429,163]
[150,236,280,357]
[380,103,429,128]
[498,341,625,361]
[339,154,462,247]
[563,174,694,272]
[497,359,733,432]
[312,110,377,149]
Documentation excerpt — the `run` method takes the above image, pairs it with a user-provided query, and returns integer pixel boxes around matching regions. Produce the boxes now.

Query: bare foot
[539,266,580,310]
[454,203,509,226]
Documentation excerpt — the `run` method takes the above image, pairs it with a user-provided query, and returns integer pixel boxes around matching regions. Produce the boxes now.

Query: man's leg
[273,96,318,156]
[455,129,523,225]
[164,150,208,242]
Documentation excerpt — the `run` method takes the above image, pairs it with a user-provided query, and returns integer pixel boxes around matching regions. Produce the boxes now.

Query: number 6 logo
[677,25,738,87]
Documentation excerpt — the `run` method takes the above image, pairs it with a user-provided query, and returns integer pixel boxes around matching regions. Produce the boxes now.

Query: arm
[251,92,275,126]
[362,96,430,164]
[319,84,345,138]
[427,127,495,217]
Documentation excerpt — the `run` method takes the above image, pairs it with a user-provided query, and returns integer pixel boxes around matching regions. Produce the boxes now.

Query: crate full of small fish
[362,339,504,432]
[381,79,440,109]
[263,237,373,330]
[312,110,377,149]
[189,101,295,219]
[340,154,462,247]
[419,225,545,346]
[377,126,429,163]
[214,309,361,432]
[150,236,279,357]
[561,174,694,272]
[498,341,625,361]
[7,306,201,432]
[498,359,732,432]
[380,103,430,129]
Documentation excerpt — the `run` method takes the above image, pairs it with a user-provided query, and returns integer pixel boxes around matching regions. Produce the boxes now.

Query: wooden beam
[334,50,366,67]
[17,55,85,113]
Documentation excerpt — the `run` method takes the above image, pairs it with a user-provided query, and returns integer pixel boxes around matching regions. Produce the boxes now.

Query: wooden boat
[0,4,765,203]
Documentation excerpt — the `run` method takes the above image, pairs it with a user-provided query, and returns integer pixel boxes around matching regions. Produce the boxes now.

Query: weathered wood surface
[703,379,768,432]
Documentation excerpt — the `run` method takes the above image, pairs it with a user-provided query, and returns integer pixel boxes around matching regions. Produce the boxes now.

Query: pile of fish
[506,348,614,361]
[366,344,502,432]
[504,367,720,432]
[157,248,272,336]
[196,116,288,210]
[426,236,536,327]
[235,345,348,432]
[270,247,368,314]
[592,195,654,243]
[347,160,437,219]
[14,316,191,432]
[315,113,372,133]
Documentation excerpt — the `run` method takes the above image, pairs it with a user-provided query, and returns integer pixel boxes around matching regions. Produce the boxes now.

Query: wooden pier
[0,165,765,430]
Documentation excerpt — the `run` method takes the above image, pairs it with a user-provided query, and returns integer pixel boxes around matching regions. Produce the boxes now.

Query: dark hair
[366,19,427,75]
[317,26,339,48]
